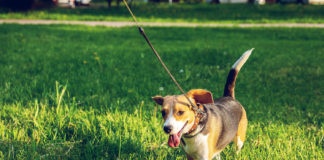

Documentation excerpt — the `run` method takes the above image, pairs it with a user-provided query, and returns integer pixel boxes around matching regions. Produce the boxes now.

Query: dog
[152,49,253,160]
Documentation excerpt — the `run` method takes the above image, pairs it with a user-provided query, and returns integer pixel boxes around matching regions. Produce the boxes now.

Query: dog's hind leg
[234,107,248,153]
[214,154,221,160]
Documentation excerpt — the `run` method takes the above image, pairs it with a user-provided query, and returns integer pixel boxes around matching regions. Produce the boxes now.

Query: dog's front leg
[186,154,194,160]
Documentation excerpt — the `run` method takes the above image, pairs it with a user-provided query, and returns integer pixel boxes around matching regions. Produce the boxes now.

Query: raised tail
[223,48,254,98]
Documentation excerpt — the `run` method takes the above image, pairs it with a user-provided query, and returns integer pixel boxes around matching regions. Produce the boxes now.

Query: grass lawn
[0,3,324,23]
[0,24,323,159]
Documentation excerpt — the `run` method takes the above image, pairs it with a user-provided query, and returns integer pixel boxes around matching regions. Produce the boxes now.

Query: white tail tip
[232,48,254,70]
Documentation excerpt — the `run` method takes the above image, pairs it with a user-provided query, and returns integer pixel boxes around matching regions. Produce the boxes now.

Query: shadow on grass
[0,139,147,159]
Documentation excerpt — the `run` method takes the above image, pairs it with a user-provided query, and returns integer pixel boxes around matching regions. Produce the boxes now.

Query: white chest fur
[182,133,210,160]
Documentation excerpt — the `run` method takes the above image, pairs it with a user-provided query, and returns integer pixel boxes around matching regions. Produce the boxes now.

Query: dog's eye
[161,110,166,117]
[177,111,185,116]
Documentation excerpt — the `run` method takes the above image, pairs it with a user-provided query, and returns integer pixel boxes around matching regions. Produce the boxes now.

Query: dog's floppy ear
[152,96,164,105]
[187,89,214,104]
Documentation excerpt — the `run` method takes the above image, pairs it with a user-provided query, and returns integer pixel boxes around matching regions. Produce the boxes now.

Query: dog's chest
[182,134,209,159]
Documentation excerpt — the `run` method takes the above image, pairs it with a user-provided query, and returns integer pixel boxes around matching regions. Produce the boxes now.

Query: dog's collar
[183,103,207,138]
[173,98,207,138]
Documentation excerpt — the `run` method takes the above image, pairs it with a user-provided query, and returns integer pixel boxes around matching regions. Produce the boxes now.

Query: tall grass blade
[55,81,67,114]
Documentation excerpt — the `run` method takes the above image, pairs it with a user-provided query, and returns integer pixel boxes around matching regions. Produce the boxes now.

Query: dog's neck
[183,104,207,139]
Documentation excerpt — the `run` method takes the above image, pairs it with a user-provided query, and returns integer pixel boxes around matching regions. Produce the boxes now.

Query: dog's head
[152,89,214,148]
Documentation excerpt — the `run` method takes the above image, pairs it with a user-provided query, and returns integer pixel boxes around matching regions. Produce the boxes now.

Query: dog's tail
[223,48,254,98]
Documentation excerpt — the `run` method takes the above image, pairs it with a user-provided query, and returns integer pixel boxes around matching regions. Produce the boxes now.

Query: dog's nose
[163,125,173,134]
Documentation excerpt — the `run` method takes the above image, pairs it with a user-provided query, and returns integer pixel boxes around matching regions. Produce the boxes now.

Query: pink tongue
[168,134,180,148]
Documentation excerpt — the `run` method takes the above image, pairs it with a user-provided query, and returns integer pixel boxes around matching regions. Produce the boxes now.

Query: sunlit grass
[0,24,323,159]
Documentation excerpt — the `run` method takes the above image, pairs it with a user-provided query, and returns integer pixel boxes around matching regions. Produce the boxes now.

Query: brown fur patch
[235,107,248,143]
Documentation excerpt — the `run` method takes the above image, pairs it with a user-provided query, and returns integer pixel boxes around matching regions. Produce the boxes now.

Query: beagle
[153,49,253,160]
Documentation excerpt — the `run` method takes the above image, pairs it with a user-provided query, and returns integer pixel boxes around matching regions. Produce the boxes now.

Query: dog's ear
[152,96,164,105]
[187,89,214,104]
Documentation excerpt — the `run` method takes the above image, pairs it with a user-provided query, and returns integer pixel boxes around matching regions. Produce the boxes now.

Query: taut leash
[121,0,200,111]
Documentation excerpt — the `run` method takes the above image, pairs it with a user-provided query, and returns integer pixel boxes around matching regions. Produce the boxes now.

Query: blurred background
[1,0,323,11]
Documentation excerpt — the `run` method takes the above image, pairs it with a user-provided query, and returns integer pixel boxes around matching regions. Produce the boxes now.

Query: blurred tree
[107,0,122,7]
[106,0,132,8]
[148,0,168,2]
[0,0,34,10]
[0,0,54,11]
[183,0,204,3]
[210,0,220,3]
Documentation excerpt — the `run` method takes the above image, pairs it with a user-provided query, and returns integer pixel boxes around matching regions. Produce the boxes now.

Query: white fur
[232,48,254,70]
[214,154,221,160]
[236,136,244,153]
[182,134,210,160]
[164,109,187,135]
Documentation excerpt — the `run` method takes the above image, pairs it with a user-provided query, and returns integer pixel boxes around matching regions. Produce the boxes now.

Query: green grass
[1,3,324,23]
[0,24,323,159]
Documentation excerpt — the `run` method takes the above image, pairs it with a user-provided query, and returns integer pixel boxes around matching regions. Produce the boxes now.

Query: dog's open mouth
[168,121,188,148]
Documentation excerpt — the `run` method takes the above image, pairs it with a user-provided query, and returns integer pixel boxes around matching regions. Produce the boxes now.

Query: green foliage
[0,24,323,159]
[0,0,54,11]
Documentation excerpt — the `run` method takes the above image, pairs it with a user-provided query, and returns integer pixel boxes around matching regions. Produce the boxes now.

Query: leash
[121,0,200,112]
